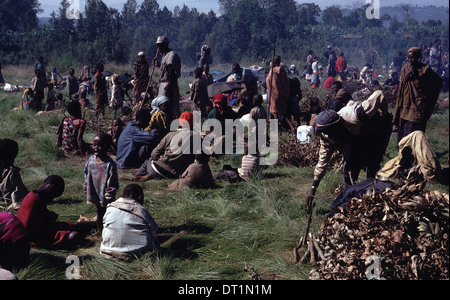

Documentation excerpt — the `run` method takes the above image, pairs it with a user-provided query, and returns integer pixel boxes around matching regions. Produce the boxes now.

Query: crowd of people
[0,37,447,279]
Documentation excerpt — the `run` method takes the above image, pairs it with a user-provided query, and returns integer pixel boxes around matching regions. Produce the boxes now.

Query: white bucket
[297,125,315,144]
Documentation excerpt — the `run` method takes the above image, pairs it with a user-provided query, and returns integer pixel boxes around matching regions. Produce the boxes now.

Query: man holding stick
[154,36,182,121]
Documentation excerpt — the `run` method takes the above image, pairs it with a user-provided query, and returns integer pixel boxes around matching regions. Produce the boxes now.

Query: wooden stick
[312,236,326,261]
[309,233,316,266]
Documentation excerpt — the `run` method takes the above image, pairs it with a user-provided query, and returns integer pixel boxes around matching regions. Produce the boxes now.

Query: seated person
[56,100,89,157]
[146,95,170,136]
[0,139,29,210]
[101,184,182,260]
[123,112,197,182]
[115,109,160,169]
[107,118,124,155]
[0,212,30,271]
[167,152,216,190]
[383,71,400,91]
[16,175,95,250]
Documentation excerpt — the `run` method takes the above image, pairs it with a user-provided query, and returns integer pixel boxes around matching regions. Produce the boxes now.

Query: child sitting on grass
[56,100,89,157]
[16,175,95,250]
[168,151,216,190]
[83,133,119,231]
[0,139,29,210]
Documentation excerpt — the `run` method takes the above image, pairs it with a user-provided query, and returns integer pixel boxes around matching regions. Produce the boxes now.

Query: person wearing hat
[393,46,443,144]
[133,51,150,104]
[154,36,182,120]
[306,110,362,209]
[125,112,199,182]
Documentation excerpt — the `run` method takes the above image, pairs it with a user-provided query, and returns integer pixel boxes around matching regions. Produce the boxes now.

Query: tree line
[0,0,448,72]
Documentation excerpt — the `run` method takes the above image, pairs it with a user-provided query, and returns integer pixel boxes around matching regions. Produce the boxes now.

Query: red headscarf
[213,93,227,114]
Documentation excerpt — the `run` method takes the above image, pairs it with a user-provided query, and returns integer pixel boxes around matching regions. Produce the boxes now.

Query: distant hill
[380,5,449,24]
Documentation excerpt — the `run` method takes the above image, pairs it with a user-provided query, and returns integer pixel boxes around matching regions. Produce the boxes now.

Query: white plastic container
[297,125,315,144]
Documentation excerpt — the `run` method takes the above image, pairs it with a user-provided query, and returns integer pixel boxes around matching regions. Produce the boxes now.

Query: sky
[37,0,450,17]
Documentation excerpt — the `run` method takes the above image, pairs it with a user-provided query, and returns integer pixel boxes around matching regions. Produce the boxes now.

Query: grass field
[0,64,448,280]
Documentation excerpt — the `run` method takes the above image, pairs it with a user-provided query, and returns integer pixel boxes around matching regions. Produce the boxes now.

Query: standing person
[335,52,347,80]
[133,51,150,105]
[393,47,443,144]
[66,67,78,101]
[326,47,337,77]
[429,39,442,74]
[115,109,160,169]
[56,100,88,157]
[94,63,108,117]
[190,67,209,119]
[30,70,45,111]
[16,175,95,250]
[393,51,405,73]
[0,62,5,86]
[154,36,182,120]
[50,67,62,86]
[311,59,320,89]
[197,45,211,70]
[84,133,119,232]
[34,56,47,81]
[266,55,293,131]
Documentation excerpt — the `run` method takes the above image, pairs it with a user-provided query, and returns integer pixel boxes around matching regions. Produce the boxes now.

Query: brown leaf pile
[278,135,342,168]
[309,179,449,280]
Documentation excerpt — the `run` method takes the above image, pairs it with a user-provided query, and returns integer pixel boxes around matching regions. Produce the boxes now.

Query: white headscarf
[150,95,170,115]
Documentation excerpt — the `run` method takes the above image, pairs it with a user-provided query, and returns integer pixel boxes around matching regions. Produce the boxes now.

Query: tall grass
[0,65,448,281]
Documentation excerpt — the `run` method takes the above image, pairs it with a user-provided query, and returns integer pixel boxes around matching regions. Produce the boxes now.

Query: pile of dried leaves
[308,178,449,280]
[278,135,342,168]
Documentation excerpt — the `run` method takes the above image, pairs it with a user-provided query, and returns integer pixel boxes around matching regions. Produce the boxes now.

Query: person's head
[48,83,54,90]
[253,94,263,107]
[36,175,65,201]
[135,109,151,129]
[391,71,398,79]
[316,110,343,137]
[96,63,104,73]
[310,97,320,108]
[407,47,422,67]
[138,51,145,58]
[340,52,344,57]
[195,151,210,164]
[0,139,19,166]
[331,81,343,94]
[69,68,75,76]
[92,133,113,158]
[273,55,281,67]
[67,100,82,118]
[179,111,194,128]
[156,36,170,53]
[434,39,441,46]
[194,67,203,79]
[111,118,123,133]
[122,184,144,205]
[232,63,242,75]
[53,67,57,72]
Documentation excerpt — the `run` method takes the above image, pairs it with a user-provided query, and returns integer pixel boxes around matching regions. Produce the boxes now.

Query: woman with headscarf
[393,47,443,144]
[146,96,170,136]
[207,93,237,130]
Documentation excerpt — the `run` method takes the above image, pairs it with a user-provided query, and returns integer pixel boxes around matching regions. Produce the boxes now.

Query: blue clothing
[115,122,160,169]
[234,68,254,85]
